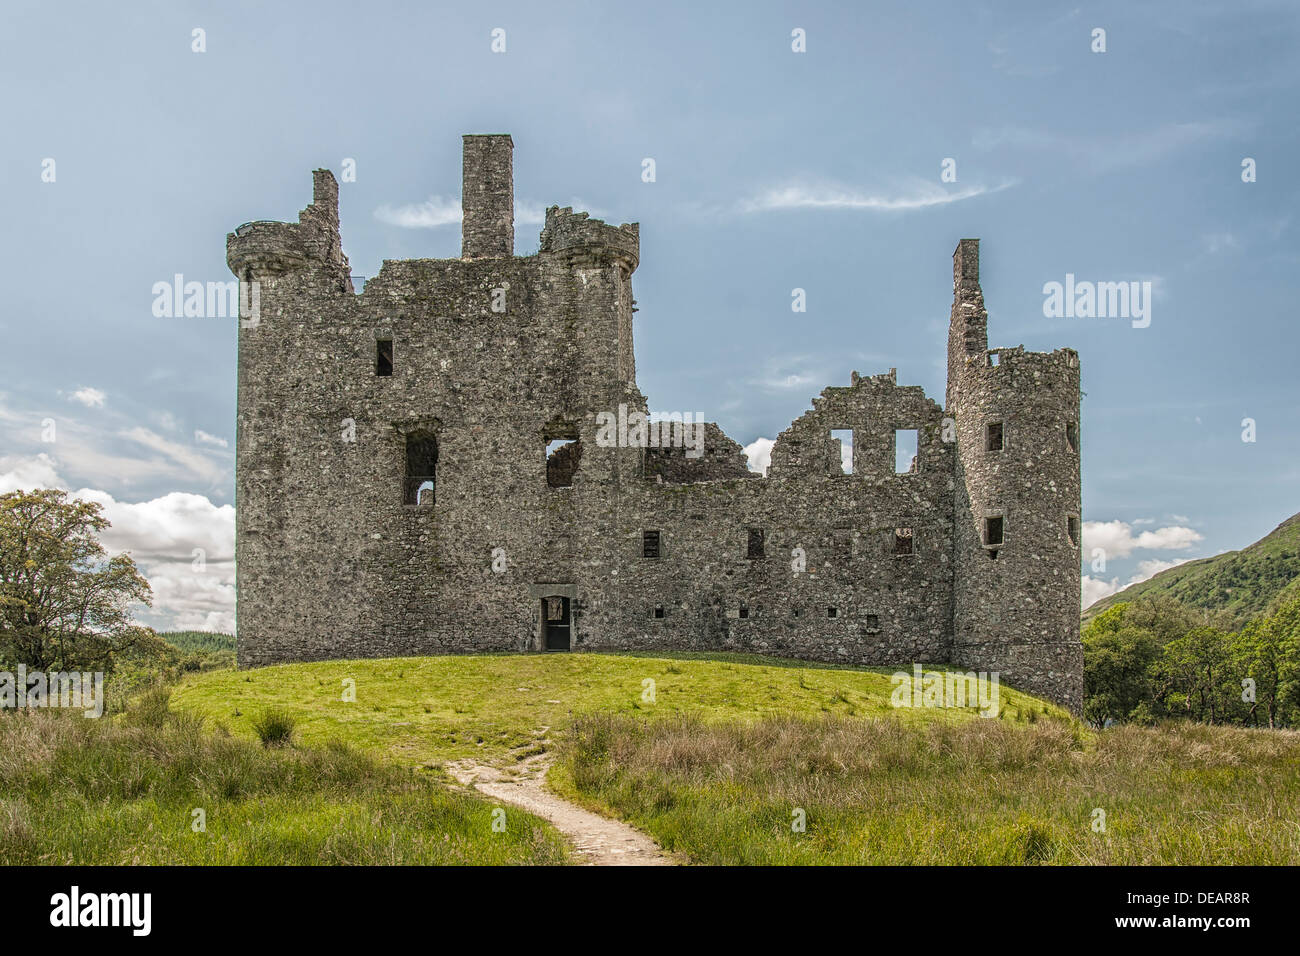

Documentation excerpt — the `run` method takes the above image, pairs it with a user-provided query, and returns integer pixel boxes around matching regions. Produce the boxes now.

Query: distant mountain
[1082,512,1300,626]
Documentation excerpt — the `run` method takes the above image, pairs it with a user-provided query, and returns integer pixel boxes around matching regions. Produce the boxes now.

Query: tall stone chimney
[461,134,514,259]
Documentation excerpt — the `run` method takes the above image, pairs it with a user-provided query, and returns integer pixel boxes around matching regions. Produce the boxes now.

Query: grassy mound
[0,703,569,865]
[554,713,1300,865]
[170,652,1059,766]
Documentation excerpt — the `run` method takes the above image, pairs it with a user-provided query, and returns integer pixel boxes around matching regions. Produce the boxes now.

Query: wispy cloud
[120,427,227,487]
[739,179,1015,214]
[68,386,106,408]
[374,195,462,228]
[195,429,228,449]
[375,197,603,229]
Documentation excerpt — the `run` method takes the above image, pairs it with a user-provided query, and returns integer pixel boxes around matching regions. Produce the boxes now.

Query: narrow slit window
[894,527,914,555]
[376,339,393,376]
[864,613,880,629]
[984,515,1004,547]
[747,528,765,560]
[738,606,749,619]
[1066,421,1079,453]
[986,422,1003,452]
[1067,516,1080,547]
[827,607,838,619]
[895,429,919,473]
[831,429,853,475]
[642,530,661,559]
[653,605,665,619]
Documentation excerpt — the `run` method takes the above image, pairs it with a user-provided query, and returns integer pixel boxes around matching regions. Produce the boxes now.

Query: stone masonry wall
[229,135,1083,709]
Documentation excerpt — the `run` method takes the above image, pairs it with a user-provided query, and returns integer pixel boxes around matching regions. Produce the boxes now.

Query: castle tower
[946,240,1083,710]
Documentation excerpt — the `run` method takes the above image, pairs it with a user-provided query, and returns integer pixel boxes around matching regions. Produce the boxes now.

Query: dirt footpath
[446,754,674,866]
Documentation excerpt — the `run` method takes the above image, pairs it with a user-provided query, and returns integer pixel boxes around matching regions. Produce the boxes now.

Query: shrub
[252,708,297,748]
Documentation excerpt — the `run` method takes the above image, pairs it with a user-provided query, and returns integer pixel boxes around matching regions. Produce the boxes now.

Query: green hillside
[1083,512,1300,626]
[159,630,236,653]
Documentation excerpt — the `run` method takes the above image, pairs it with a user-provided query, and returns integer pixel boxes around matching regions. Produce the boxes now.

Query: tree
[1233,618,1284,728]
[1082,604,1162,726]
[1265,595,1300,726]
[1158,625,1234,723]
[0,489,158,671]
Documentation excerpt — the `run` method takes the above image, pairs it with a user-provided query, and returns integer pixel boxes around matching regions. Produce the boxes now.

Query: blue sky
[1,0,1297,630]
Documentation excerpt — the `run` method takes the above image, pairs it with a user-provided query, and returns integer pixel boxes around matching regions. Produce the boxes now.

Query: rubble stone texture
[228,133,1083,710]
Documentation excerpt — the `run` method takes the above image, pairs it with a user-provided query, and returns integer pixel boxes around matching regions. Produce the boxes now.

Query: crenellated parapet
[539,206,640,272]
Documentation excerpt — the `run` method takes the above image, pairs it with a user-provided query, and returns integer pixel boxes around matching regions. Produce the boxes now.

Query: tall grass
[0,704,569,865]
[557,713,1300,865]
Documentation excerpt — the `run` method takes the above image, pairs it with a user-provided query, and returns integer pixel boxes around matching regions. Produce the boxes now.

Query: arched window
[404,434,438,506]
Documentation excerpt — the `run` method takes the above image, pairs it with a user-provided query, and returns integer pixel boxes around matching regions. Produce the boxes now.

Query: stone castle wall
[229,134,1083,709]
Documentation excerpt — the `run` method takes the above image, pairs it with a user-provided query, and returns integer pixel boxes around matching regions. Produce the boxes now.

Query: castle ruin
[229,133,1084,709]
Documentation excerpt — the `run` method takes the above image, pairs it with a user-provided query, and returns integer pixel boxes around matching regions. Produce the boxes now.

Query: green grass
[0,703,569,865]
[554,713,1300,865]
[170,652,1059,766]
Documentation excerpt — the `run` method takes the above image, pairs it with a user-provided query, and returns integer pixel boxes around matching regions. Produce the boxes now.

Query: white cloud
[195,429,229,449]
[760,372,818,390]
[1081,557,1194,610]
[0,396,232,493]
[743,437,774,476]
[375,197,600,229]
[739,179,1014,214]
[375,195,462,228]
[0,452,63,493]
[153,410,180,432]
[79,489,235,563]
[1082,574,1120,608]
[1132,557,1193,581]
[120,427,227,486]
[69,387,106,408]
[1081,519,1203,560]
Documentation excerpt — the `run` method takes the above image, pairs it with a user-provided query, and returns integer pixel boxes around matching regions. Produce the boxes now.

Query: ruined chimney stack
[461,134,514,259]
[953,238,979,284]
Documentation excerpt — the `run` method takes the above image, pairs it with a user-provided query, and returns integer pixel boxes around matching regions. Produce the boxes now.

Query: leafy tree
[0,488,160,671]
[1157,625,1234,723]
[1233,618,1285,728]
[1082,605,1161,726]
